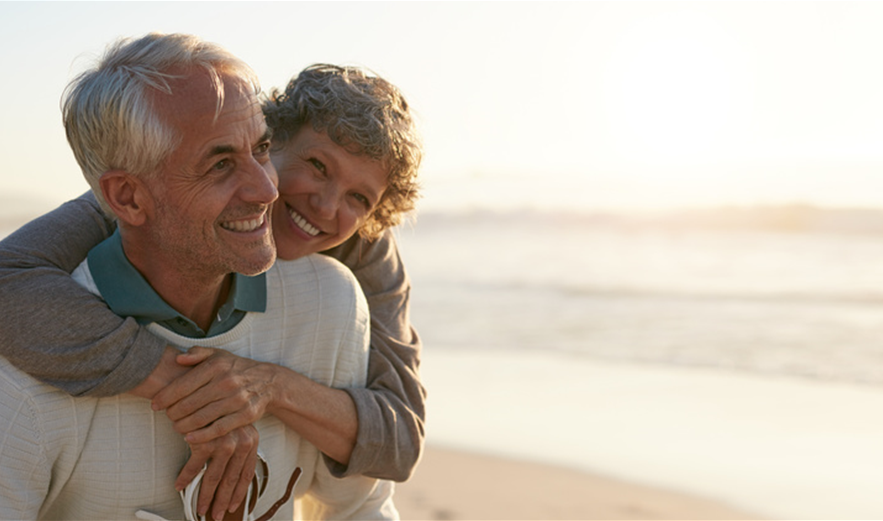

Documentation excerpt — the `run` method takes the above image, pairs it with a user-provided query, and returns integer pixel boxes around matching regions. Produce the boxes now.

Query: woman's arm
[157,229,427,483]
[0,192,167,396]
[322,230,426,482]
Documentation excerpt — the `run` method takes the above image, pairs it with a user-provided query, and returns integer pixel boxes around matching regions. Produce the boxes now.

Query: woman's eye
[352,193,370,208]
[308,158,327,175]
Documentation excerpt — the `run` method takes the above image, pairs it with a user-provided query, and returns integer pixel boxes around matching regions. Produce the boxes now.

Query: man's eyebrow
[208,144,236,157]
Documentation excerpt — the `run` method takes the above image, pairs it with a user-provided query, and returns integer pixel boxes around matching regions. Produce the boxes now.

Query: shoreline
[416,349,883,519]
[395,445,758,520]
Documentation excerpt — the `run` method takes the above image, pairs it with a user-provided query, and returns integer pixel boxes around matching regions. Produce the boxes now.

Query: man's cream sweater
[0,254,397,520]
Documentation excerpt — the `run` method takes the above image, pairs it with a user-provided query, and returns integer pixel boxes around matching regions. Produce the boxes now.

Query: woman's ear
[99,170,152,226]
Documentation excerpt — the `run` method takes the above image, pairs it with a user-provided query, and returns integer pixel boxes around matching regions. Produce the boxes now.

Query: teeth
[288,207,320,236]
[221,216,264,232]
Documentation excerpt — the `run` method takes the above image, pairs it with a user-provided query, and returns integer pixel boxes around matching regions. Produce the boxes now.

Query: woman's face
[269,126,388,260]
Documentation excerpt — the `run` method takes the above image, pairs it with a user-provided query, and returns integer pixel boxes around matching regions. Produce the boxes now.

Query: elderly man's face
[269,126,388,261]
[147,72,278,279]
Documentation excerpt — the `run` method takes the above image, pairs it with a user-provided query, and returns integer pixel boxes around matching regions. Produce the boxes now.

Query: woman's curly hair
[263,64,422,239]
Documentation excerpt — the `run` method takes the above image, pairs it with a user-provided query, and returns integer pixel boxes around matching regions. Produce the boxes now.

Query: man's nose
[241,159,279,206]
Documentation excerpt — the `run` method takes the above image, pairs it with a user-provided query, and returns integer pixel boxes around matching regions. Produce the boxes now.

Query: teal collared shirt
[87,230,267,338]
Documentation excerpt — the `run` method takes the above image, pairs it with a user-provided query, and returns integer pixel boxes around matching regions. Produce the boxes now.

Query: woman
[0,64,424,511]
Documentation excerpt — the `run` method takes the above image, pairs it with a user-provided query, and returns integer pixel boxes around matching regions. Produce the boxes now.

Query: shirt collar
[87,229,266,337]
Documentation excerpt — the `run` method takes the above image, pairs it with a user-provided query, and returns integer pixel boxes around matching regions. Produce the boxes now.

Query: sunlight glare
[604,10,752,166]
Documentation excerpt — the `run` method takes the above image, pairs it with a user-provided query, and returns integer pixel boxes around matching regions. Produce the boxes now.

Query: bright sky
[2,1,883,213]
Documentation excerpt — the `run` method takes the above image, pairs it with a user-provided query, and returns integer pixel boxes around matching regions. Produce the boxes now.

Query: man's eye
[212,159,230,171]
[254,143,270,156]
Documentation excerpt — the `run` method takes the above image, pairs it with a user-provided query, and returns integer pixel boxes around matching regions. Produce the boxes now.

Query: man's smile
[220,212,269,233]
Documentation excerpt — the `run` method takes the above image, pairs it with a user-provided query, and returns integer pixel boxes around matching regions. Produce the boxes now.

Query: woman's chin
[274,236,314,261]
[274,229,352,261]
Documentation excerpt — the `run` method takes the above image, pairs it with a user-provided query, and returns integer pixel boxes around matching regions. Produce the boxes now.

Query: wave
[413,203,883,236]
[443,278,883,307]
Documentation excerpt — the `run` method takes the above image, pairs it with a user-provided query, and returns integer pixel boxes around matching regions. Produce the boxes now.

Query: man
[0,33,394,520]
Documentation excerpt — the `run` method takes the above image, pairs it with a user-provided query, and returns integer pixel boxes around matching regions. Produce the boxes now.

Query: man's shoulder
[0,355,74,416]
[266,255,367,314]
[270,254,359,289]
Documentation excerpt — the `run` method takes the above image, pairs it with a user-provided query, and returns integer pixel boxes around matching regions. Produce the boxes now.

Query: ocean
[395,209,883,386]
[394,209,883,518]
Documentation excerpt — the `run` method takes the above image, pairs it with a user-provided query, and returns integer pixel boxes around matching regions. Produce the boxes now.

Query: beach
[395,446,756,520]
[397,348,883,520]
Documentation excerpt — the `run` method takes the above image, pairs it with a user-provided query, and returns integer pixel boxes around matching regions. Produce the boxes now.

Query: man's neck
[122,237,232,333]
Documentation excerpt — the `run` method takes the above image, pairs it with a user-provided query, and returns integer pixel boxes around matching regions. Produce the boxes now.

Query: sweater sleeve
[0,192,167,397]
[321,230,427,482]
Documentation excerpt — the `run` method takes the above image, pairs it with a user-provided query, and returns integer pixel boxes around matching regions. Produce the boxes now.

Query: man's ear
[99,170,153,226]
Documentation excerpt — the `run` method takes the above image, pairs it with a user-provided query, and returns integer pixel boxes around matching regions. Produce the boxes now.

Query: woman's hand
[154,345,359,474]
[152,346,277,443]
[152,347,273,520]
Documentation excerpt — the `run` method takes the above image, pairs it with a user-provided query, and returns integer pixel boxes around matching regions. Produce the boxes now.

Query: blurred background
[3,2,883,519]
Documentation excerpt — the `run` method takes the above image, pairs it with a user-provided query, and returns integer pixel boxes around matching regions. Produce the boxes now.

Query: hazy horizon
[10,192,883,240]
[3,2,883,214]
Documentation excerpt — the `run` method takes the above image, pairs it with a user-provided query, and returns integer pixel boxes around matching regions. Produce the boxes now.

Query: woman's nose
[311,184,341,219]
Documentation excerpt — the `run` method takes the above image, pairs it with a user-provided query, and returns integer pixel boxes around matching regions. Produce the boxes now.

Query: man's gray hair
[263,64,422,239]
[62,33,260,217]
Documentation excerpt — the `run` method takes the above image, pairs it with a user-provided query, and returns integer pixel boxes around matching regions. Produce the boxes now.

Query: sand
[394,446,757,520]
